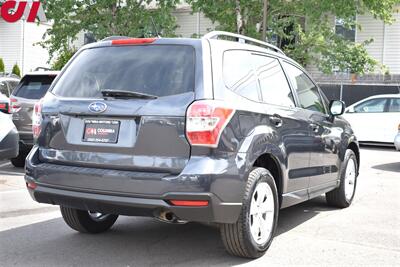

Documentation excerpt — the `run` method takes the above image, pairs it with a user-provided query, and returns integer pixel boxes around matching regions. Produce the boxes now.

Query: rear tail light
[0,102,8,111]
[186,100,235,147]
[32,99,43,139]
[111,38,156,45]
[26,181,37,190]
[169,200,209,207]
[9,98,21,113]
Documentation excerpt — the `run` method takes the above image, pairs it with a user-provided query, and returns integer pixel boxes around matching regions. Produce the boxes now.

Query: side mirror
[329,100,345,116]
[0,102,9,114]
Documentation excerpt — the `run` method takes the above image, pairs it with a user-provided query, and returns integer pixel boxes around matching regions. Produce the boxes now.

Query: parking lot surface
[0,147,399,266]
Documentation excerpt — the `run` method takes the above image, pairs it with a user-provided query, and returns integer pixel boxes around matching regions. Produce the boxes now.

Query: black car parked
[25,32,360,258]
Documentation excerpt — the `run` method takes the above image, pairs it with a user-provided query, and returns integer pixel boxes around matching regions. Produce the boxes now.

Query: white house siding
[173,9,216,37]
[357,12,400,74]
[356,14,385,64]
[22,22,52,73]
[71,31,85,50]
[308,11,400,76]
[0,20,51,75]
[0,20,22,73]
[382,12,400,74]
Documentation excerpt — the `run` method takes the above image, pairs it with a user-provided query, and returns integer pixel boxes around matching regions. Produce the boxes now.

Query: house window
[335,17,356,42]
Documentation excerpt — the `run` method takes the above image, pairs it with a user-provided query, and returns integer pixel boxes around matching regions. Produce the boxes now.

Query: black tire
[220,167,279,259]
[10,150,27,168]
[60,206,118,234]
[326,149,358,208]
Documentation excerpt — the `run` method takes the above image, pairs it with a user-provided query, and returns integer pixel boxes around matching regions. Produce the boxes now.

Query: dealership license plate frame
[83,119,121,144]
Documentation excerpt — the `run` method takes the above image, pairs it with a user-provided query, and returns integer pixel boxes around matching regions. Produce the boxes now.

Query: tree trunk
[261,0,268,41]
[110,3,118,35]
[235,0,244,34]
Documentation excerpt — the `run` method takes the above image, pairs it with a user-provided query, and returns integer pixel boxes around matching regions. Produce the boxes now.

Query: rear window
[13,75,55,99]
[52,45,195,98]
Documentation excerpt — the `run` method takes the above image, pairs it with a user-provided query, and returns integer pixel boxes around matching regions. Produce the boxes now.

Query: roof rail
[203,31,285,55]
[34,67,53,72]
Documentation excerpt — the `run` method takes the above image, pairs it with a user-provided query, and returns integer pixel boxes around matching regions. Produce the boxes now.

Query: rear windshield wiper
[101,89,158,99]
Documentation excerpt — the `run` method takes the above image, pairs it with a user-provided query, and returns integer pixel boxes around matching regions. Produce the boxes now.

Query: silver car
[0,109,19,160]
[0,74,20,99]
[9,71,59,167]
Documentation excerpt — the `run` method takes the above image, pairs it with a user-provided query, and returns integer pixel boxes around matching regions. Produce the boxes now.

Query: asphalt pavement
[0,147,399,266]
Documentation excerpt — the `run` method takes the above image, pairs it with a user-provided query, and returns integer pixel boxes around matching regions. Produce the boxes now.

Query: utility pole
[261,0,268,41]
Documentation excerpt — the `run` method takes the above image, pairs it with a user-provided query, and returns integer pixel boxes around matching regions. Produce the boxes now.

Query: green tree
[0,58,5,73]
[188,0,400,74]
[41,0,179,60]
[52,49,77,70]
[12,63,21,77]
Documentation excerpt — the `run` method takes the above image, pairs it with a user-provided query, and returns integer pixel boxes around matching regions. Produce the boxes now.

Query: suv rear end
[25,38,241,222]
[10,71,59,167]
[25,35,359,259]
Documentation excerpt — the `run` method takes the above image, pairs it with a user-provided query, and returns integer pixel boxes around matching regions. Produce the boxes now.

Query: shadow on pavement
[0,163,25,175]
[359,144,396,152]
[276,196,334,236]
[372,162,400,173]
[0,196,335,266]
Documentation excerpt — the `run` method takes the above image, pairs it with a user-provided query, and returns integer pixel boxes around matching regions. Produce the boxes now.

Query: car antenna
[150,17,161,38]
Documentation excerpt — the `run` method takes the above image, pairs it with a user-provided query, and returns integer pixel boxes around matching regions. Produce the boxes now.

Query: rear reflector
[170,200,209,207]
[26,182,37,190]
[111,38,156,45]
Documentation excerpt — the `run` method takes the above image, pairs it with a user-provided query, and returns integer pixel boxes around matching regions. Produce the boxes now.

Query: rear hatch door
[39,43,197,175]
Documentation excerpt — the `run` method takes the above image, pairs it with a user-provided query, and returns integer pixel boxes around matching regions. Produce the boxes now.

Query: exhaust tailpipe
[154,210,188,224]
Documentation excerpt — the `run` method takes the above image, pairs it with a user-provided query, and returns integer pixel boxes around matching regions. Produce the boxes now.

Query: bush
[52,49,76,70]
[0,58,4,73]
[12,63,21,77]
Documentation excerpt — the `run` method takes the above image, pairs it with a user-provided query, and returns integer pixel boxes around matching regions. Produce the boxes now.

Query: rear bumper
[25,146,245,223]
[25,179,240,223]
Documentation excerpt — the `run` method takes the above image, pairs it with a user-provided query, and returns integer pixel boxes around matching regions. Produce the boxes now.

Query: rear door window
[252,54,295,107]
[388,98,400,112]
[223,50,260,102]
[13,76,55,99]
[52,45,195,98]
[354,98,388,113]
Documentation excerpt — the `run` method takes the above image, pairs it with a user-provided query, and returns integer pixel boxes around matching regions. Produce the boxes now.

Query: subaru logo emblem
[88,102,107,113]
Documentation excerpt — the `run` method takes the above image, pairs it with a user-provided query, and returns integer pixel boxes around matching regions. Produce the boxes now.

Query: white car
[342,94,400,145]
[395,124,400,151]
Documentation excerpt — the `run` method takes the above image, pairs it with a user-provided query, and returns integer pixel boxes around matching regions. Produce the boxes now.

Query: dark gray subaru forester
[25,31,360,258]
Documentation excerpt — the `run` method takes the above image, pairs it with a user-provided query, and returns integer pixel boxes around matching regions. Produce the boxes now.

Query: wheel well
[253,153,282,203]
[348,142,360,170]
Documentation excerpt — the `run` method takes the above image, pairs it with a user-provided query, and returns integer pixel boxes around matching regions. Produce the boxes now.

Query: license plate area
[83,120,120,143]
